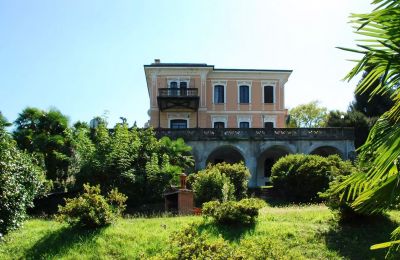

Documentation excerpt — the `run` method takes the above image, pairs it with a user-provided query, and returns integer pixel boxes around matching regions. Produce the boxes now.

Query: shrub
[0,129,46,235]
[190,162,251,205]
[320,164,374,223]
[271,154,354,202]
[202,198,266,225]
[57,183,127,228]
[152,223,232,260]
[191,167,235,205]
[212,162,250,200]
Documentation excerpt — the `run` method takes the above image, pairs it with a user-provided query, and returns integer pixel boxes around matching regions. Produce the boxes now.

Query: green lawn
[1,205,399,259]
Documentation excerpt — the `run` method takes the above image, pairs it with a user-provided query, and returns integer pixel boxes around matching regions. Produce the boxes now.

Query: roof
[144,62,292,72]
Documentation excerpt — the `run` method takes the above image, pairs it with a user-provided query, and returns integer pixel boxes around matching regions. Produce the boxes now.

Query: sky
[0,0,374,127]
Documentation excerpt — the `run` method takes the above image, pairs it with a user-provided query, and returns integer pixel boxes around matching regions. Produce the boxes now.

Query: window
[180,81,187,96]
[239,85,249,103]
[264,86,274,103]
[264,122,274,129]
[239,122,250,128]
[214,85,224,103]
[214,121,225,128]
[170,119,187,129]
[169,80,189,96]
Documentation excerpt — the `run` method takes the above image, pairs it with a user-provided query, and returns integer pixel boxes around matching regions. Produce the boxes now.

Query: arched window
[214,85,225,103]
[264,86,274,103]
[170,119,187,129]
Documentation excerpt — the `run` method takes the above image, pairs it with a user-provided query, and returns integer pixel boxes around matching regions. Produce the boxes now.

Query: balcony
[157,88,199,111]
[154,127,354,141]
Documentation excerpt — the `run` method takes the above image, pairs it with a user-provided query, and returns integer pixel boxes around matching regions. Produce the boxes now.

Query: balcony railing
[157,88,200,111]
[158,88,198,97]
[154,128,354,141]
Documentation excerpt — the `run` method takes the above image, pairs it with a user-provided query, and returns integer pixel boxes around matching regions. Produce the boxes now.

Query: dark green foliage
[190,166,235,205]
[0,128,46,235]
[325,110,371,148]
[75,123,185,206]
[0,112,11,130]
[13,107,73,191]
[57,184,127,228]
[271,154,354,202]
[212,162,250,200]
[159,137,194,171]
[202,198,266,225]
[350,69,394,118]
[190,163,250,205]
[320,174,371,223]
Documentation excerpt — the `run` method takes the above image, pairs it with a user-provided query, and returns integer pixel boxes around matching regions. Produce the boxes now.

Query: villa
[144,59,355,187]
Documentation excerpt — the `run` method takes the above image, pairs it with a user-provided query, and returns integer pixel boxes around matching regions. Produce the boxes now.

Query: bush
[191,167,235,205]
[154,223,232,260]
[212,162,250,200]
[0,129,46,235]
[57,183,127,228]
[190,163,250,205]
[202,198,266,225]
[271,154,354,202]
[320,165,374,223]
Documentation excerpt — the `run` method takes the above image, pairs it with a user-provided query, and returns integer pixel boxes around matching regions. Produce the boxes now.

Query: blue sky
[0,0,373,127]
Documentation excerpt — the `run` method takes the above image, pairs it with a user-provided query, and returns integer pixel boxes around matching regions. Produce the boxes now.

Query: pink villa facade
[145,59,290,129]
[144,60,355,187]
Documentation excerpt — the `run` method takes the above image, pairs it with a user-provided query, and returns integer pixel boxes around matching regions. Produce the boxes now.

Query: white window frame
[262,115,277,128]
[211,115,228,128]
[261,81,276,104]
[237,115,252,128]
[168,79,190,89]
[167,112,190,128]
[168,118,189,129]
[212,81,227,104]
[237,80,252,104]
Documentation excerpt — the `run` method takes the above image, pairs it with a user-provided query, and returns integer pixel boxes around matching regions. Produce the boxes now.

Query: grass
[1,204,399,259]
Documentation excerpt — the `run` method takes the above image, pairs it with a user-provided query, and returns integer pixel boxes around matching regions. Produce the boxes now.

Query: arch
[310,145,343,158]
[256,145,292,186]
[206,145,246,165]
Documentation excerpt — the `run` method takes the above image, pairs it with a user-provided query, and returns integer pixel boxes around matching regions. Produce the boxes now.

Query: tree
[288,101,328,127]
[332,0,400,252]
[0,127,46,235]
[13,107,73,191]
[325,110,371,148]
[350,69,395,118]
[0,111,11,130]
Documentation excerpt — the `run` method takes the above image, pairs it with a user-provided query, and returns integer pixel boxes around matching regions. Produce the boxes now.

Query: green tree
[332,0,400,252]
[13,107,73,191]
[350,69,395,118]
[159,137,194,171]
[0,127,46,234]
[288,101,328,127]
[76,123,186,206]
[325,110,371,148]
[0,111,11,130]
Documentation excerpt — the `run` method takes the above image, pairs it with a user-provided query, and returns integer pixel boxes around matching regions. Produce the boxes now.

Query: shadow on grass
[321,214,398,260]
[197,221,256,242]
[25,225,106,259]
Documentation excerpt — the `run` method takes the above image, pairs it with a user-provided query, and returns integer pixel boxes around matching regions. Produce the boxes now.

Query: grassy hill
[1,204,399,259]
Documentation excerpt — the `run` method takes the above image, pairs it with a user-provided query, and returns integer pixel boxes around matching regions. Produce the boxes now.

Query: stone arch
[256,145,292,186]
[310,145,343,158]
[206,145,246,165]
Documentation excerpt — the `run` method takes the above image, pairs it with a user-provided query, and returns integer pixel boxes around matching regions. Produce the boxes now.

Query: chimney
[180,173,187,189]
[154,59,160,64]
